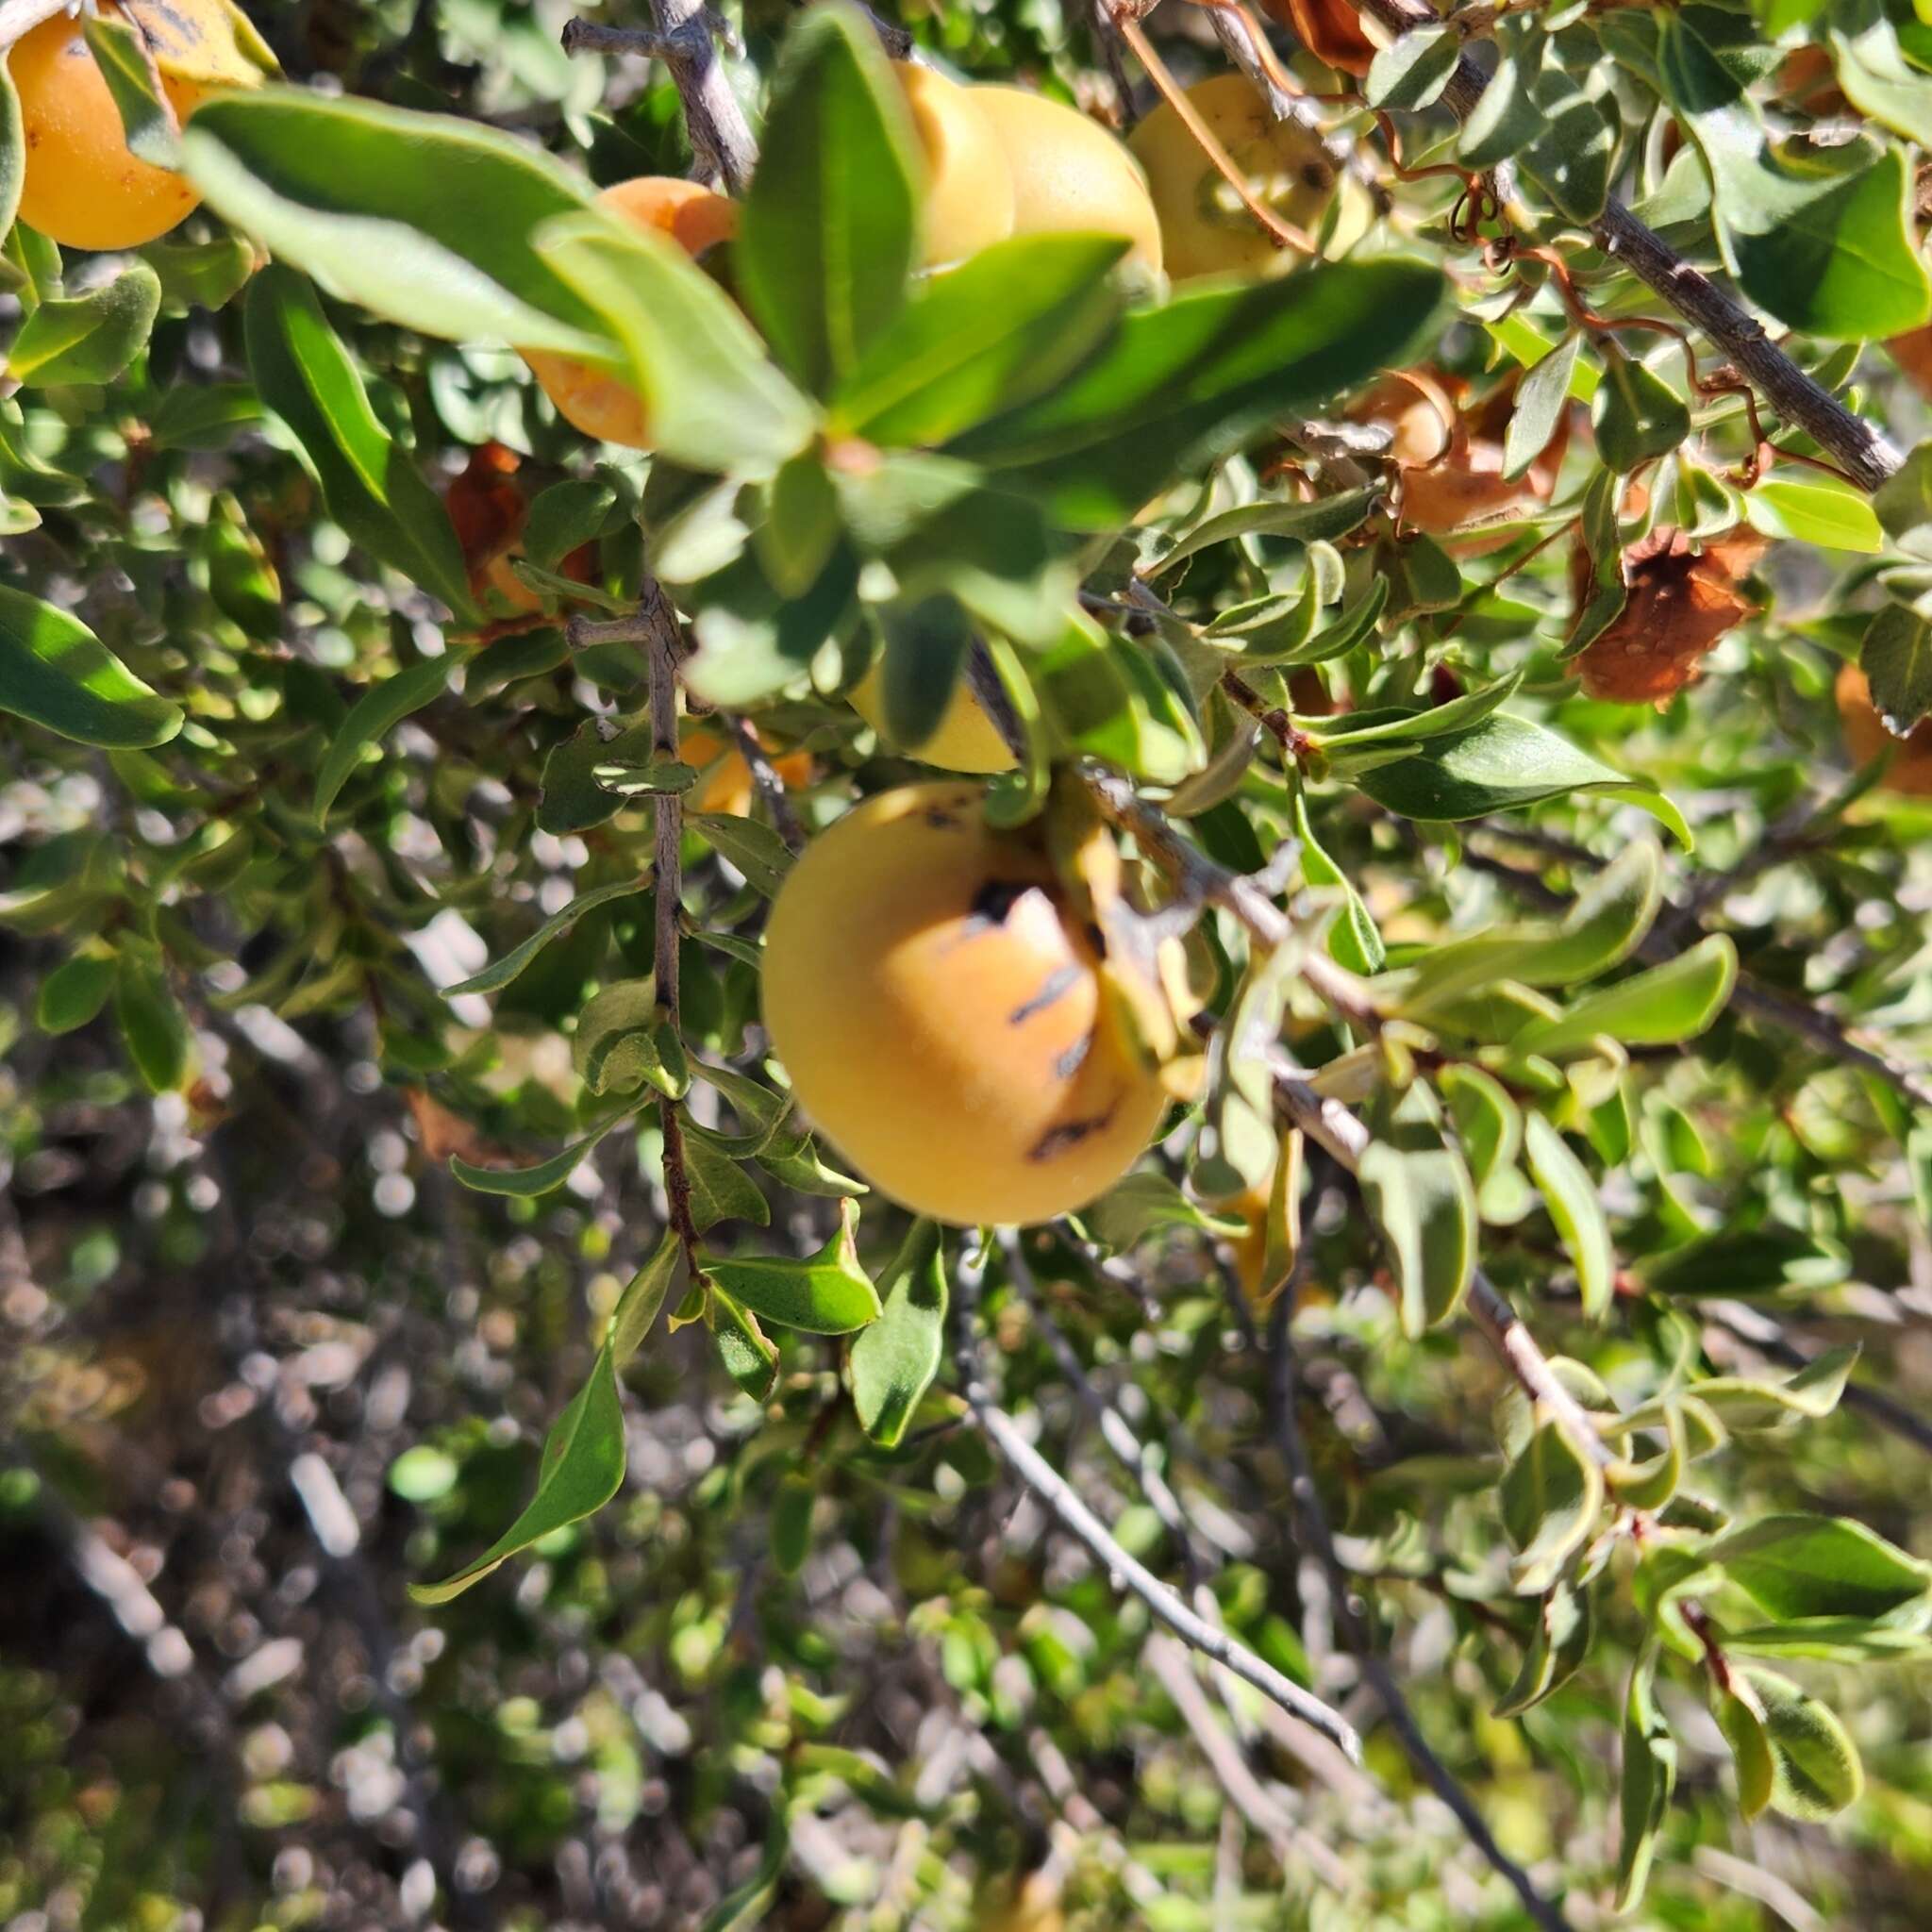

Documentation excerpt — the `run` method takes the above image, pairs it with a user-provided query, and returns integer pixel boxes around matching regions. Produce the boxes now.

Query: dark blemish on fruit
[1053,1031,1092,1081]
[1028,1097,1118,1163]
[924,809,963,830]
[1008,964,1079,1026]
[962,877,1037,934]
[1303,162,1333,192]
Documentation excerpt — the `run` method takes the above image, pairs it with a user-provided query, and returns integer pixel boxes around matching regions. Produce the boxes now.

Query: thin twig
[724,714,807,853]
[1346,0,1901,490]
[954,1257,1366,1760]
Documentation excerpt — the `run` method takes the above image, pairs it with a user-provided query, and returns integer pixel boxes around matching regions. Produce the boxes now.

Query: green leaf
[1030,607,1203,786]
[737,1,919,395]
[1717,1683,1776,1821]
[114,955,192,1093]
[773,1472,815,1574]
[143,235,258,316]
[1724,1617,1932,1662]
[1292,788,1384,973]
[446,877,650,996]
[1524,1114,1614,1321]
[1505,332,1583,482]
[84,13,181,167]
[850,1220,949,1447]
[450,1111,627,1197]
[1500,1421,1606,1595]
[1861,600,1932,735]
[1440,1064,1522,1189]
[1591,348,1690,474]
[757,454,842,598]
[1520,66,1616,223]
[1358,1089,1477,1338]
[1615,1649,1676,1913]
[409,1345,625,1603]
[0,586,182,749]
[1829,7,1932,143]
[682,543,860,708]
[1354,712,1691,845]
[574,979,688,1098]
[1740,1667,1865,1821]
[1641,1225,1851,1299]
[244,267,475,618]
[1681,1346,1859,1430]
[1366,25,1460,108]
[954,257,1449,530]
[1743,473,1884,553]
[831,234,1126,446]
[679,1124,773,1233]
[0,58,22,242]
[687,811,798,897]
[608,1228,682,1367]
[874,592,973,750]
[536,211,816,475]
[1157,490,1377,580]
[538,718,655,837]
[1086,1172,1245,1251]
[708,1286,780,1401]
[183,88,610,354]
[703,1199,882,1334]
[37,952,116,1036]
[6,263,160,387]
[312,655,454,823]
[1459,29,1545,171]
[1707,1515,1932,1623]
[1494,1578,1594,1717]
[1510,937,1736,1058]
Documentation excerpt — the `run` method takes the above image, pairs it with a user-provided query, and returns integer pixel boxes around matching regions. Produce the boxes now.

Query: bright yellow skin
[762,783,1167,1224]
[11,0,244,250]
[894,62,1015,268]
[848,659,1016,774]
[970,86,1163,275]
[522,177,738,447]
[1128,75,1337,282]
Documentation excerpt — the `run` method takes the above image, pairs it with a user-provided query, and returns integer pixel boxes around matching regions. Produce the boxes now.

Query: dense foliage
[8,0,1932,1926]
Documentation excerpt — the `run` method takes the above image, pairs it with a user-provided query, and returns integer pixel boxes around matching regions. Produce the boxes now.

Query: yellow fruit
[894,61,1016,268]
[522,176,738,447]
[970,85,1163,275]
[1128,75,1337,282]
[848,658,1016,774]
[762,783,1168,1224]
[11,0,261,251]
[680,724,811,818]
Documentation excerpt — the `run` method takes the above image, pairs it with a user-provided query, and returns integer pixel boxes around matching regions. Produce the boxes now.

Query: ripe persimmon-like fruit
[11,0,264,250]
[680,724,811,818]
[970,86,1163,275]
[761,783,1168,1224]
[1128,75,1337,282]
[1260,0,1377,76]
[1571,525,1763,706]
[1837,664,1932,796]
[893,61,1016,267]
[443,441,597,616]
[848,659,1016,774]
[522,176,738,448]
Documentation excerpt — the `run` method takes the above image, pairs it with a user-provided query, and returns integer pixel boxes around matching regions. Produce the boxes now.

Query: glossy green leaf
[1157,491,1376,581]
[1521,66,1616,223]
[37,952,116,1036]
[1708,1515,1932,1623]
[450,1110,627,1196]
[954,257,1448,529]
[85,14,181,167]
[737,2,919,394]
[0,587,182,750]
[683,543,860,708]
[114,955,192,1093]
[1615,1649,1676,1913]
[446,877,650,996]
[6,263,160,387]
[1086,1173,1245,1251]
[1501,1420,1606,1595]
[608,1228,682,1368]
[704,1200,881,1334]
[1591,348,1690,474]
[575,979,688,1098]
[850,1220,949,1447]
[1642,1225,1851,1299]
[1740,1668,1865,1821]
[831,234,1126,446]
[245,268,476,618]
[1524,1114,1614,1320]
[1505,332,1583,482]
[1440,1064,1522,1189]
[1494,1577,1593,1717]
[1359,1090,1477,1338]
[1367,26,1459,109]
[679,1124,773,1234]
[537,211,816,474]
[312,655,454,823]
[1292,788,1384,973]
[874,593,973,750]
[1510,937,1737,1058]
[1459,28,1544,170]
[1830,5,1932,143]
[409,1345,625,1603]
[708,1286,780,1400]
[1860,600,1932,735]
[184,88,610,354]
[1744,474,1884,553]
[1724,1617,1932,1662]
[688,811,798,897]
[1717,1683,1776,1821]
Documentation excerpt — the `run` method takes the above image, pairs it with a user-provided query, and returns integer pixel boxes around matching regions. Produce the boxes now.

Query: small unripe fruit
[522,177,738,447]
[893,61,1016,268]
[680,724,810,818]
[848,659,1015,774]
[11,0,259,250]
[970,86,1163,275]
[1128,75,1336,283]
[762,783,1167,1224]
[1837,664,1932,796]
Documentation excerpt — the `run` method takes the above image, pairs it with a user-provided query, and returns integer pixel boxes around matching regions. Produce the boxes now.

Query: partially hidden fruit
[970,85,1163,275]
[1571,525,1764,706]
[1129,74,1337,282]
[11,0,266,250]
[1261,0,1378,76]
[1886,325,1932,403]
[521,176,738,447]
[762,782,1168,1224]
[681,724,810,818]
[849,658,1015,774]
[1837,663,1932,795]
[443,441,595,616]
[893,61,1016,267]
